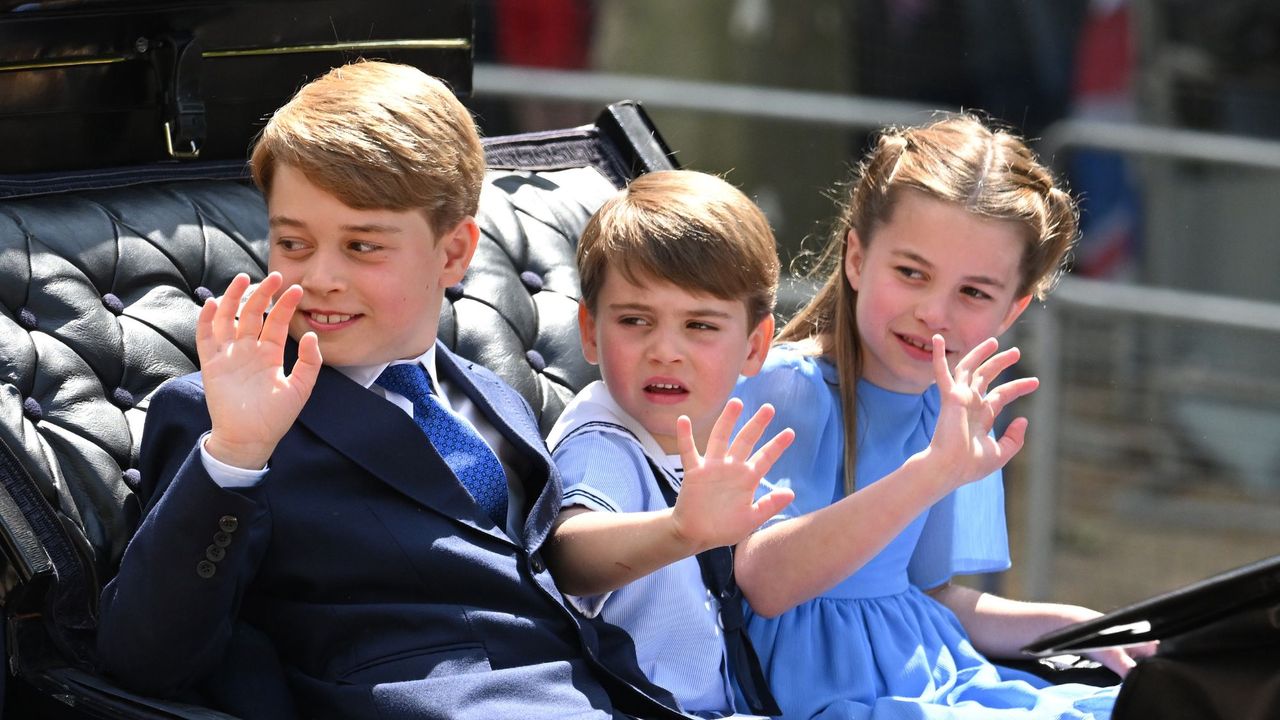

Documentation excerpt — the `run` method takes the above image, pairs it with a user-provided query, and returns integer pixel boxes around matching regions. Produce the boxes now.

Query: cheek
[595,340,631,378]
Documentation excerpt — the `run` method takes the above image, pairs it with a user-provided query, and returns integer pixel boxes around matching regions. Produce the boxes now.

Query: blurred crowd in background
[466,0,1280,289]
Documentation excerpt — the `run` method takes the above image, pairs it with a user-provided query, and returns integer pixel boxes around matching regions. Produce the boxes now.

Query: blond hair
[250,60,484,235]
[577,170,779,327]
[780,114,1078,495]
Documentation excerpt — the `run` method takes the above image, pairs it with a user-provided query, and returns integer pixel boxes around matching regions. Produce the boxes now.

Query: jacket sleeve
[96,376,272,698]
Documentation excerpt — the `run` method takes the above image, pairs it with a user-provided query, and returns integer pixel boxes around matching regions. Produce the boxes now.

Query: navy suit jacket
[97,342,685,720]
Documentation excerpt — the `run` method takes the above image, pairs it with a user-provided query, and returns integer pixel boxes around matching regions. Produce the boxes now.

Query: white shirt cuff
[199,432,268,488]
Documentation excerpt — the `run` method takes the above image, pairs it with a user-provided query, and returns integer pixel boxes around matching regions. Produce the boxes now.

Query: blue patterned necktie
[375,363,509,527]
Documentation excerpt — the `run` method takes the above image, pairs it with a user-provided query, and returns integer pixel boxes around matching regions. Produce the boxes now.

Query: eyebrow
[893,249,1009,290]
[268,215,404,235]
[607,302,735,319]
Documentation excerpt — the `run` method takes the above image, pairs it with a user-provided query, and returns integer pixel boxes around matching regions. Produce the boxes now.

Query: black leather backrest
[0,103,676,669]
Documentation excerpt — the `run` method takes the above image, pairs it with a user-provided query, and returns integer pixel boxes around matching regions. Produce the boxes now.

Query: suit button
[218,515,239,533]
[212,531,232,548]
[530,554,545,574]
[206,544,226,562]
[196,560,216,579]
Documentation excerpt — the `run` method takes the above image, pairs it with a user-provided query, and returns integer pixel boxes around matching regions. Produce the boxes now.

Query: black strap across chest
[649,459,781,717]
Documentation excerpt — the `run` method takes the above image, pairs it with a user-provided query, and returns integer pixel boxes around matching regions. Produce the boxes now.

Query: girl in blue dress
[730,115,1151,719]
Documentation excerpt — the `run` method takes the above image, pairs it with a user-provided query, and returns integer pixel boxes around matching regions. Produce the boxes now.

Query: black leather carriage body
[1023,553,1280,720]
[0,4,679,716]
[0,0,471,174]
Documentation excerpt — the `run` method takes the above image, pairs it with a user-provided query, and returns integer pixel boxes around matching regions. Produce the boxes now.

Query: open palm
[928,335,1039,487]
[671,399,796,552]
[197,272,323,469]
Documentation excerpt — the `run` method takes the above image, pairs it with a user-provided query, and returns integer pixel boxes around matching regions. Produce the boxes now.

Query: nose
[645,326,684,365]
[914,289,951,331]
[298,248,345,295]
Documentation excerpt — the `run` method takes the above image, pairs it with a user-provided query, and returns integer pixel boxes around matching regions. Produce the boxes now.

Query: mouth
[895,332,952,359]
[643,380,689,403]
[304,311,360,329]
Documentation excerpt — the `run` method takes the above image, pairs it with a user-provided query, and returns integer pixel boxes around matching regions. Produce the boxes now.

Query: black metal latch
[149,32,205,160]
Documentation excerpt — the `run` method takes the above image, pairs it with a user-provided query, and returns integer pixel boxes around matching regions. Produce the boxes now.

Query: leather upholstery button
[194,286,214,303]
[519,271,544,293]
[21,397,42,422]
[196,560,216,579]
[445,283,465,302]
[218,515,239,533]
[122,468,141,489]
[101,293,124,315]
[212,531,232,548]
[17,307,37,330]
[205,544,226,562]
[525,349,546,372]
[111,387,135,408]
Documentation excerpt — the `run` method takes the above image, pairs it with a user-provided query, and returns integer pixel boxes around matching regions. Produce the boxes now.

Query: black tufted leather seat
[0,102,676,717]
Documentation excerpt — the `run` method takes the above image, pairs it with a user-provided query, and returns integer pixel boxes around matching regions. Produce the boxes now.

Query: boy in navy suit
[97,60,686,720]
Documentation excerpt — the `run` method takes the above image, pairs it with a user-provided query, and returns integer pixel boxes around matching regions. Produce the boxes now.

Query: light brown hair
[250,60,484,235]
[577,169,779,327]
[780,114,1079,495]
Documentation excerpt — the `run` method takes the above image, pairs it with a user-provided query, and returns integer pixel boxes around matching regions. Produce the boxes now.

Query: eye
[961,286,994,301]
[274,237,308,252]
[348,240,382,254]
[895,265,925,281]
[687,320,719,331]
[618,315,650,327]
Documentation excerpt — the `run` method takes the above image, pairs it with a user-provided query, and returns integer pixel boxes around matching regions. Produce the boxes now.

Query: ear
[843,228,866,291]
[577,302,600,365]
[438,216,480,287]
[740,314,775,377]
[997,294,1034,335]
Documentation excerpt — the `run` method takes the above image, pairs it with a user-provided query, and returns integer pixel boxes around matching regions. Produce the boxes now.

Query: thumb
[288,332,324,399]
[751,488,795,524]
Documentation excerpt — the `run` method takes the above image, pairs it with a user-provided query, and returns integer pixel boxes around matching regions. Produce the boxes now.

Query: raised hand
[670,399,795,553]
[198,272,323,469]
[925,335,1039,489]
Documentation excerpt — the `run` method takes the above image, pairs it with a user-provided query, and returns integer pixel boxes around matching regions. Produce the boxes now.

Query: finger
[211,274,253,346]
[932,335,954,390]
[747,427,795,477]
[1129,640,1159,660]
[287,331,324,400]
[236,272,284,340]
[982,377,1039,415]
[705,398,744,458]
[954,336,999,380]
[675,415,699,467]
[261,284,304,347]
[726,401,773,461]
[1102,648,1137,679]
[972,346,1021,393]
[994,417,1029,462]
[195,297,219,365]
[751,488,795,525]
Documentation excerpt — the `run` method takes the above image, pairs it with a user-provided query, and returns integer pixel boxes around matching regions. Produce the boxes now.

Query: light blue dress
[733,346,1118,720]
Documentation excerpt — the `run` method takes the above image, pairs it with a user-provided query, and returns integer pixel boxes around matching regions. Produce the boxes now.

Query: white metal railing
[1021,277,1280,599]
[473,63,938,131]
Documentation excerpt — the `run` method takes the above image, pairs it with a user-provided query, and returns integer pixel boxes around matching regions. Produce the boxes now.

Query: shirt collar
[335,344,440,395]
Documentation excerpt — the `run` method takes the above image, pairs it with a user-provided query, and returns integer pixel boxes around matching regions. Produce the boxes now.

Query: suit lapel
[435,344,561,552]
[292,348,509,544]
